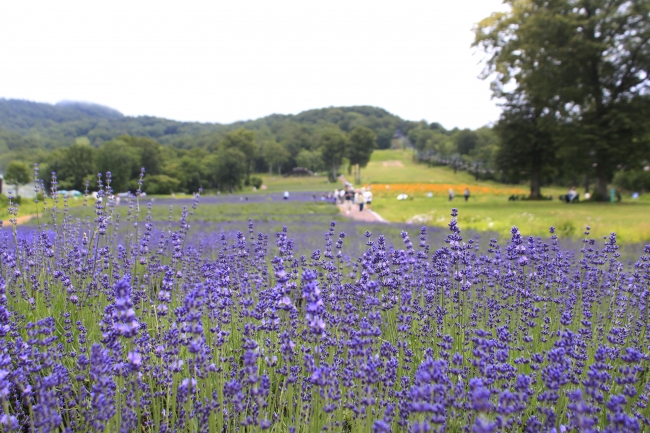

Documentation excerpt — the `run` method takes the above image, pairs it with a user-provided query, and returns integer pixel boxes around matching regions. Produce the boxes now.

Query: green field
[258,149,650,243]
[60,200,341,225]
[372,194,650,243]
[361,150,650,242]
[0,195,87,222]
[145,149,650,242]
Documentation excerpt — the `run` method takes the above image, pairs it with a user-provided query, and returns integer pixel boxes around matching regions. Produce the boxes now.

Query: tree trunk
[595,169,609,201]
[529,151,542,199]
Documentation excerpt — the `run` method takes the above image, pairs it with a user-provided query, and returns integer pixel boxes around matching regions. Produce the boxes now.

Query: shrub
[613,169,650,192]
[144,174,181,195]
[249,176,263,189]
[0,194,21,205]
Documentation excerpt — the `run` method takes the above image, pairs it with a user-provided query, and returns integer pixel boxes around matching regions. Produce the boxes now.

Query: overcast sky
[1,0,507,129]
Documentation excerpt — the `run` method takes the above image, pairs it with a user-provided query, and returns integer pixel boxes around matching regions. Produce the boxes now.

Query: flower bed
[370,183,528,197]
[0,189,648,432]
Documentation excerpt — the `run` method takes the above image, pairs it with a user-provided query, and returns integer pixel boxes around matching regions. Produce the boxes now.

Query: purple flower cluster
[0,185,649,433]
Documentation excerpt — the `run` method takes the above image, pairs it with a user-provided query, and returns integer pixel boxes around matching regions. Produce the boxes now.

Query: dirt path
[2,214,34,225]
[336,176,387,223]
[337,203,387,223]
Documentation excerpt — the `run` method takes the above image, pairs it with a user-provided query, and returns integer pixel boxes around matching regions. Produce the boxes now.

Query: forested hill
[0,98,418,154]
[0,98,222,151]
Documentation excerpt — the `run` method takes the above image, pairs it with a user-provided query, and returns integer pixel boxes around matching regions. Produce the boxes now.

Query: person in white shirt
[566,186,577,203]
[355,189,366,211]
[363,188,373,210]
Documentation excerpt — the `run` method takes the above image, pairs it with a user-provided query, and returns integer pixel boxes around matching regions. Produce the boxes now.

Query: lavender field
[1,182,650,433]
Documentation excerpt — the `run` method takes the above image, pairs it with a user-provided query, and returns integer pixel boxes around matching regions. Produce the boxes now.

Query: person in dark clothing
[464,188,470,201]
[344,188,353,213]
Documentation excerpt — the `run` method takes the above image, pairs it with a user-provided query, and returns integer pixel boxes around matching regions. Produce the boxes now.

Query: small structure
[1,181,38,199]
[283,167,313,177]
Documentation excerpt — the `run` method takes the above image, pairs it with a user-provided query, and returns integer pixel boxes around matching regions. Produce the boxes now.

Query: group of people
[335,185,373,213]
[448,188,471,202]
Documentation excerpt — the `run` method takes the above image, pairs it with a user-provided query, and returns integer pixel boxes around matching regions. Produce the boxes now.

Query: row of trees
[6,124,377,195]
[474,0,650,200]
[37,134,255,194]
[407,123,501,181]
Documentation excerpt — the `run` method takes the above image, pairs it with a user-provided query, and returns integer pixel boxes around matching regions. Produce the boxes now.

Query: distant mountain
[0,98,422,152]
[55,100,124,119]
[0,99,122,132]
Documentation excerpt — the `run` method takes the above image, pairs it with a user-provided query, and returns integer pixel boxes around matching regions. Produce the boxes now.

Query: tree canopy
[475,0,650,199]
[347,126,377,184]
[4,161,31,194]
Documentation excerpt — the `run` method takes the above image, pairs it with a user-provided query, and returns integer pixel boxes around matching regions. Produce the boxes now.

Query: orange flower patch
[368,183,527,196]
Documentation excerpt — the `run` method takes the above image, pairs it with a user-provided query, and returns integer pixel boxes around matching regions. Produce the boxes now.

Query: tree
[59,142,96,191]
[475,0,650,200]
[455,130,479,155]
[296,149,323,173]
[318,128,348,182]
[4,161,31,196]
[220,129,256,183]
[118,136,164,176]
[261,141,290,175]
[494,99,555,198]
[347,126,377,184]
[144,175,181,195]
[212,148,247,193]
[95,139,141,193]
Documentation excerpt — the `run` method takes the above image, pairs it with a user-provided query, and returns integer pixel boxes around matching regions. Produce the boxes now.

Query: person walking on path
[344,187,354,213]
[355,188,366,212]
[363,188,373,210]
[448,188,454,201]
[464,188,470,202]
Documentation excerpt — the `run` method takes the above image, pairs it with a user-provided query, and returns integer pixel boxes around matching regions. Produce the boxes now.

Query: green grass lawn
[359,149,528,188]
[54,200,342,225]
[254,174,333,193]
[373,193,650,243]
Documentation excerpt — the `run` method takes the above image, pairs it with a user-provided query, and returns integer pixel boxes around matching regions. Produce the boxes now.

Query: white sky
[0,0,507,130]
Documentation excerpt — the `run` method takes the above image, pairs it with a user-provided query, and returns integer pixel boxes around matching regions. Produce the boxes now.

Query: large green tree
[318,127,348,182]
[4,161,31,196]
[475,0,650,200]
[261,141,290,175]
[59,142,96,191]
[494,99,556,197]
[347,126,377,184]
[220,129,256,183]
[212,148,247,193]
[118,136,164,176]
[95,139,141,193]
[455,129,479,156]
